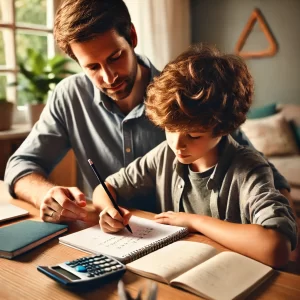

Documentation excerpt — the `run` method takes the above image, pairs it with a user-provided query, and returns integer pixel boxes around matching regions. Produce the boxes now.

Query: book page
[171,251,273,300]
[59,216,187,260]
[127,241,217,283]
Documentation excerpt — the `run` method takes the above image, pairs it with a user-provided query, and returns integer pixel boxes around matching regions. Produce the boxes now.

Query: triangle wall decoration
[234,8,278,58]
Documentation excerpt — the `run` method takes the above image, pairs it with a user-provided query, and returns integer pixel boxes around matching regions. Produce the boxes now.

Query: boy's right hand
[99,206,131,233]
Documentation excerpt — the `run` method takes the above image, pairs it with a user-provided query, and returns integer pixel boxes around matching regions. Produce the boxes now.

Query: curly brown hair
[145,43,254,136]
[54,0,132,60]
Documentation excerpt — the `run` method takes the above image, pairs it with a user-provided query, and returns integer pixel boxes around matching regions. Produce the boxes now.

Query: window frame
[0,0,61,107]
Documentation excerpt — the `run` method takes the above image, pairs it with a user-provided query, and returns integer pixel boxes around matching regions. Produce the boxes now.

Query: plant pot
[0,102,14,131]
[27,103,45,127]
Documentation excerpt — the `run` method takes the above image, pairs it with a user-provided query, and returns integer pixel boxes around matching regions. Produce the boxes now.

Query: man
[4,0,291,224]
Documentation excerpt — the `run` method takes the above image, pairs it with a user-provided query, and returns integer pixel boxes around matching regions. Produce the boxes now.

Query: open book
[59,216,188,263]
[127,241,274,300]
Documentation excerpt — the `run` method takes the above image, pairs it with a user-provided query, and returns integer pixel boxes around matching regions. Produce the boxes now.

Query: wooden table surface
[1,181,300,300]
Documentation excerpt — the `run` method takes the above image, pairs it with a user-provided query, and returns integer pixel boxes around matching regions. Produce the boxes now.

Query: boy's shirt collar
[207,135,239,190]
[174,135,240,190]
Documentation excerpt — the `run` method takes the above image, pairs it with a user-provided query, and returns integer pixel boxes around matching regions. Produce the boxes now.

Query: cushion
[247,103,277,119]
[277,104,300,148]
[241,113,299,156]
[268,156,300,187]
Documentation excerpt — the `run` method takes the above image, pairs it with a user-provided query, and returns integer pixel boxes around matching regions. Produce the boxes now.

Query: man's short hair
[54,0,132,60]
[146,43,254,136]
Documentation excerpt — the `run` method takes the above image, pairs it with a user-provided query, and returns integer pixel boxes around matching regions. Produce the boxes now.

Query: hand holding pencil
[89,159,133,234]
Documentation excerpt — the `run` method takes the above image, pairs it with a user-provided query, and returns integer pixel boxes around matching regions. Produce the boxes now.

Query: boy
[93,44,297,268]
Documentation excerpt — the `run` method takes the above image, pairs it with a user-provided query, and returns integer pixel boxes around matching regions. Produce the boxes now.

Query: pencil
[88,159,132,234]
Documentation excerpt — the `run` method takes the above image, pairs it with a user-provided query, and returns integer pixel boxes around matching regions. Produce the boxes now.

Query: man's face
[70,29,138,101]
[165,129,222,167]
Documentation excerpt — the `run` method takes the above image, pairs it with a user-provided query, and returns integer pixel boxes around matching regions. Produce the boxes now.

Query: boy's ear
[130,23,138,48]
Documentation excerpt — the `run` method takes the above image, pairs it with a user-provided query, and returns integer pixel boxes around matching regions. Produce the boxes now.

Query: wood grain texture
[0,185,300,300]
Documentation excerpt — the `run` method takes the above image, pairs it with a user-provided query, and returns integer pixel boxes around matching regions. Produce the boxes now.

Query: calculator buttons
[104,267,112,272]
[75,266,87,273]
[59,254,125,282]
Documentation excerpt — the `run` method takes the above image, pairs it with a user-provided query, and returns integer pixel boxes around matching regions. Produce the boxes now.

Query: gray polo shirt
[106,136,298,250]
[4,55,165,196]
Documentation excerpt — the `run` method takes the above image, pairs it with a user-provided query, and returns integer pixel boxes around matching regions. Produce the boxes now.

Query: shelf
[0,124,31,140]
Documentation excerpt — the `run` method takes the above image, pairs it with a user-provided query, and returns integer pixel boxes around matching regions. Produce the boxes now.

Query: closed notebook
[0,220,68,259]
[59,216,189,263]
[0,203,29,222]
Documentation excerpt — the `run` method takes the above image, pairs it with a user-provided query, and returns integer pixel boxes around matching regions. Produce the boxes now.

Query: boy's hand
[99,206,131,233]
[155,211,196,231]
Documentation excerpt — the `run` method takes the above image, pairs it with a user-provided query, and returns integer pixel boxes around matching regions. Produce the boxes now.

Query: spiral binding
[122,227,189,264]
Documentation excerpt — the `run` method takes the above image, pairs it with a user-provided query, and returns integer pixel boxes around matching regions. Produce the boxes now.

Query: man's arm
[4,89,95,223]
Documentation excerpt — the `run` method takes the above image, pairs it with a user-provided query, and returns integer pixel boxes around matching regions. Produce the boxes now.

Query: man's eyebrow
[84,49,121,68]
[108,49,121,58]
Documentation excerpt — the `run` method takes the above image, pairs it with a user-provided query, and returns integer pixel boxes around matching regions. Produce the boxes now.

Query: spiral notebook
[59,216,189,263]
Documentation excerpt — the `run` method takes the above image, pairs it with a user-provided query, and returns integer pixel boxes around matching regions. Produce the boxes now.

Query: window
[0,0,61,105]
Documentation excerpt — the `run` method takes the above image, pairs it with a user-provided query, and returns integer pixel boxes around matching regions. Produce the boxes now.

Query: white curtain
[124,0,191,71]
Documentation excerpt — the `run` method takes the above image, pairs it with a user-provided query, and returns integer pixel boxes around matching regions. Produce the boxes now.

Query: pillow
[247,103,277,119]
[241,113,299,156]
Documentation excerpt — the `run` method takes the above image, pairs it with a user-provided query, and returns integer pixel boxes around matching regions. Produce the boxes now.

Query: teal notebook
[0,220,68,259]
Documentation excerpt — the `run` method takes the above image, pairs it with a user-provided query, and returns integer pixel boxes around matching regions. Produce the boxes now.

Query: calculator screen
[52,266,81,280]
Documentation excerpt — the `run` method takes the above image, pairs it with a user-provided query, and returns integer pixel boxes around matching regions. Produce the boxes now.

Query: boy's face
[70,28,138,101]
[165,129,222,169]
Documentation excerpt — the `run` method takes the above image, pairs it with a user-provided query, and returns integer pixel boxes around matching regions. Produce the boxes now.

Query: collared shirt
[106,136,298,250]
[4,54,290,198]
[4,55,165,197]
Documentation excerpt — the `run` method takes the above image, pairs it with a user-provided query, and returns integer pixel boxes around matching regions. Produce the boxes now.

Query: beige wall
[190,0,300,107]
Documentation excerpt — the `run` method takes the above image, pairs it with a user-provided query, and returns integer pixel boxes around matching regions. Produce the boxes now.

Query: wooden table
[1,182,300,300]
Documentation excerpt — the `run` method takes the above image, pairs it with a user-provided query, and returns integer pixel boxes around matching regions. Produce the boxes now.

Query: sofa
[241,103,300,217]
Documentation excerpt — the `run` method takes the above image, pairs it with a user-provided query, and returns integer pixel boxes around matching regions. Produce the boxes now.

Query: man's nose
[101,66,117,85]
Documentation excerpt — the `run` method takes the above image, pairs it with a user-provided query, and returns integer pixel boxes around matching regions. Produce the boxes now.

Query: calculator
[37,254,126,287]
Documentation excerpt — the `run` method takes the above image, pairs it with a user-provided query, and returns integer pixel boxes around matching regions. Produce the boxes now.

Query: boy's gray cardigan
[107,135,298,250]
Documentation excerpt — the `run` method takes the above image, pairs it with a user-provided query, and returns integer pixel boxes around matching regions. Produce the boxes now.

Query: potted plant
[11,48,75,126]
[0,97,13,131]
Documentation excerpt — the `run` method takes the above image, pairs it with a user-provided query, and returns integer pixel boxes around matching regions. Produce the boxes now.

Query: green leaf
[9,48,76,103]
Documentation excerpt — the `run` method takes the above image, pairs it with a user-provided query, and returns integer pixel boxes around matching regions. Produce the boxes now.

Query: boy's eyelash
[188,135,201,139]
[89,65,98,70]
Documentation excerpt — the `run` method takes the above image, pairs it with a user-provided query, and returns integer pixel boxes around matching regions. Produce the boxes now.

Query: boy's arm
[93,182,131,233]
[156,162,298,268]
[155,212,290,268]
[92,142,165,232]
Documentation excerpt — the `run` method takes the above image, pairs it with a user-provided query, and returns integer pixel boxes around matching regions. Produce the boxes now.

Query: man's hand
[99,206,131,233]
[39,186,88,223]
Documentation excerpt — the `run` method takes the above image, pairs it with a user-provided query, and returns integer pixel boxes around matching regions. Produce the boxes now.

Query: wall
[190,0,300,107]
